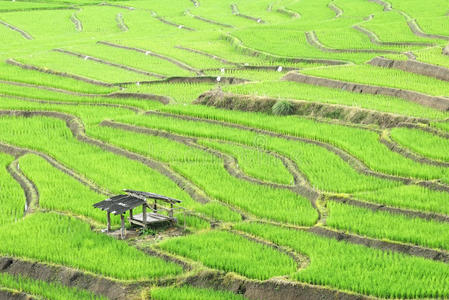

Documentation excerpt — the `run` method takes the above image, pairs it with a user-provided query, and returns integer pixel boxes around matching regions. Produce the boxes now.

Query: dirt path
[186,11,233,28]
[231,4,265,24]
[99,2,135,10]
[0,79,172,104]
[353,25,433,47]
[70,12,82,32]
[196,90,429,128]
[146,110,449,194]
[0,256,134,300]
[328,2,342,18]
[6,156,39,214]
[53,48,166,79]
[0,19,33,40]
[282,71,449,111]
[329,195,449,224]
[368,56,449,82]
[153,14,195,31]
[308,226,449,263]
[115,76,248,86]
[230,229,310,270]
[0,289,33,300]
[115,13,128,32]
[6,59,112,87]
[380,131,449,167]
[406,19,449,41]
[100,120,321,221]
[276,8,300,19]
[367,0,392,11]
[97,41,202,75]
[222,33,350,65]
[305,31,403,55]
[0,141,112,196]
[175,45,241,66]
[0,93,144,113]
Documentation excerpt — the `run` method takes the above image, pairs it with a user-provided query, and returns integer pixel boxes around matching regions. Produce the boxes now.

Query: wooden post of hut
[107,211,111,232]
[120,214,125,239]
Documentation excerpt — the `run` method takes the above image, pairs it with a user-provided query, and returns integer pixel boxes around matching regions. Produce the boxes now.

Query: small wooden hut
[93,189,185,239]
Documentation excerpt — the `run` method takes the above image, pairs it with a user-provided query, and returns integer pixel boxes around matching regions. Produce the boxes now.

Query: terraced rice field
[1,0,449,299]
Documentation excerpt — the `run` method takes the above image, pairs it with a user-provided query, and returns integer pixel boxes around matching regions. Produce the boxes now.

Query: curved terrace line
[185,10,233,28]
[0,110,216,207]
[282,71,449,112]
[407,18,449,41]
[0,141,112,196]
[70,12,82,32]
[99,2,135,10]
[308,226,449,263]
[6,156,39,215]
[175,45,241,66]
[97,41,202,75]
[152,12,195,31]
[6,59,112,87]
[99,120,320,221]
[115,76,248,86]
[380,131,449,167]
[353,25,434,47]
[221,33,350,65]
[329,195,449,224]
[229,229,310,270]
[328,2,342,18]
[0,80,172,104]
[0,256,134,300]
[116,13,128,32]
[275,7,301,19]
[305,31,404,55]
[0,19,33,40]
[146,110,449,194]
[231,4,265,24]
[397,122,449,139]
[196,90,429,129]
[367,0,392,11]
[368,56,449,82]
[53,48,166,79]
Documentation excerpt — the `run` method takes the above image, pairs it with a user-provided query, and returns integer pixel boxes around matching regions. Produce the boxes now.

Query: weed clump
[272,100,294,116]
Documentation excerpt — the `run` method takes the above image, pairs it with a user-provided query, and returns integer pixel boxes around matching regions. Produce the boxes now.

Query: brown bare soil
[276,8,300,18]
[182,270,371,300]
[0,289,33,300]
[0,257,132,300]
[115,76,248,86]
[282,71,449,111]
[230,4,265,24]
[196,89,429,128]
[369,56,449,82]
[6,157,38,215]
[70,13,82,32]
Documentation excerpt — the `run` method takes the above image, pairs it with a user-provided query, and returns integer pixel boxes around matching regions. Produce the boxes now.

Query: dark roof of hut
[123,189,182,203]
[93,194,146,215]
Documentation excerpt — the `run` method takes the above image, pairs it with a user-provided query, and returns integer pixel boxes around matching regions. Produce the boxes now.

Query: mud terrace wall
[195,90,429,128]
[282,71,449,111]
[183,271,370,300]
[0,290,33,300]
[0,257,131,300]
[369,56,449,82]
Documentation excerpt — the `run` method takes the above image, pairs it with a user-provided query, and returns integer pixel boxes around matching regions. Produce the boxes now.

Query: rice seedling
[0,273,106,300]
[159,230,297,280]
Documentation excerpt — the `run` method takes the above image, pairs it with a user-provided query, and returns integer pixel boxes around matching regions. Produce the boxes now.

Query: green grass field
[1,0,449,299]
